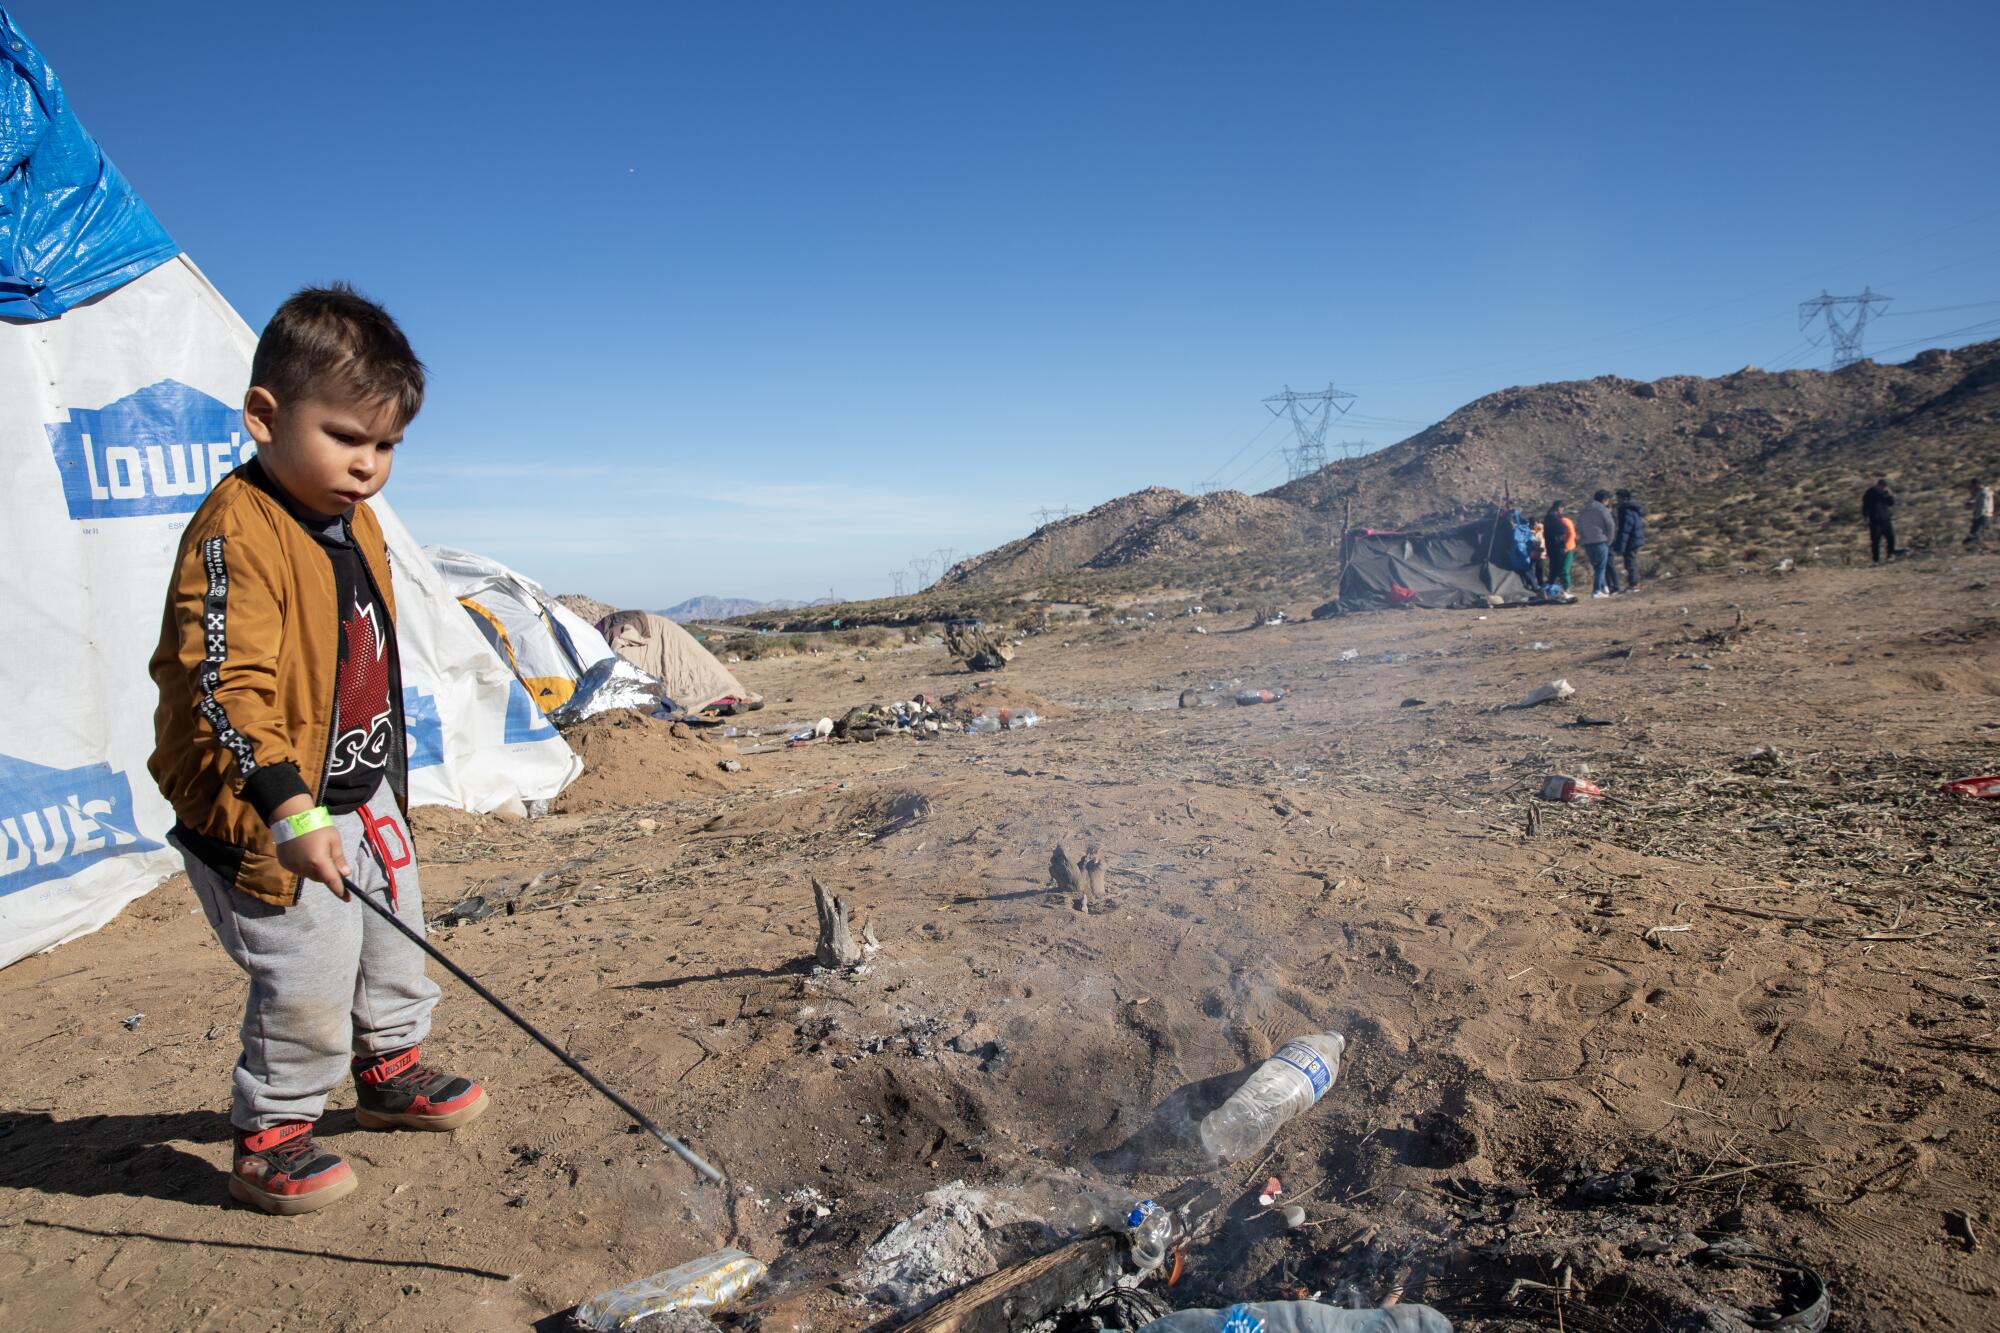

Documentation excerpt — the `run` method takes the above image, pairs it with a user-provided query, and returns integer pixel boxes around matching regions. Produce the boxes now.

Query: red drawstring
[359,806,411,909]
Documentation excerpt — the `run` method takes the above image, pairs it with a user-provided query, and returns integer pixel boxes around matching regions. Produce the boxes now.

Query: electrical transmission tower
[1196,482,1224,495]
[1265,383,1356,480]
[910,556,935,587]
[888,570,906,597]
[1031,506,1075,527]
[1799,288,1891,369]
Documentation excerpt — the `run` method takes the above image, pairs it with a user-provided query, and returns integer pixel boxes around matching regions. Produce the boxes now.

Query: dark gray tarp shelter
[1334,511,1534,612]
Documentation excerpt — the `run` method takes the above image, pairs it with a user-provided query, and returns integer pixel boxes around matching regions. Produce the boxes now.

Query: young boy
[149,285,486,1215]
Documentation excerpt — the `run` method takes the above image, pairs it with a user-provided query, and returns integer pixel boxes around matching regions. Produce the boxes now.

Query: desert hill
[942,340,1999,590]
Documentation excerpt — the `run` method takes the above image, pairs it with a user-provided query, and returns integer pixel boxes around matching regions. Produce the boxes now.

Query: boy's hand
[270,797,350,897]
[278,827,352,897]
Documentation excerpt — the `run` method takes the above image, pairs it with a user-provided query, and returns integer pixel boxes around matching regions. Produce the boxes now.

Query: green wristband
[270,805,333,847]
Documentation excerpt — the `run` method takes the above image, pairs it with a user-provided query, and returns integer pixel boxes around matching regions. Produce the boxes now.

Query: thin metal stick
[342,877,722,1183]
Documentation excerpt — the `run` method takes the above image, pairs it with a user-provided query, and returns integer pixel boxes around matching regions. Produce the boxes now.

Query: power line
[1197,413,1284,490]
[1878,298,2000,318]
[1858,315,2000,360]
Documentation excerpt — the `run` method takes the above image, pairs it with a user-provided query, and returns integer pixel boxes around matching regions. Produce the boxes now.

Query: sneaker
[231,1121,356,1215]
[352,1046,489,1131]
[1591,590,1610,599]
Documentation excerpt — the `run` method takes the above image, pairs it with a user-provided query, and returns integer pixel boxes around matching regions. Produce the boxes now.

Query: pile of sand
[938,680,1071,722]
[551,709,746,813]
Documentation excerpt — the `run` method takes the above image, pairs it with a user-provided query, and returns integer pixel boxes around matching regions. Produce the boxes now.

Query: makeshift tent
[0,8,577,968]
[1335,511,1535,612]
[427,547,618,714]
[599,611,757,714]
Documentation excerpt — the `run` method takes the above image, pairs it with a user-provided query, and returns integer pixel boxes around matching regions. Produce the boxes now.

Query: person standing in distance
[1576,490,1617,598]
[1612,488,1646,592]
[1862,478,1898,563]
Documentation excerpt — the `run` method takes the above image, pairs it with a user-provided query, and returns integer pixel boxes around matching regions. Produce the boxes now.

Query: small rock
[719,759,743,773]
[636,818,659,834]
[1282,1205,1307,1230]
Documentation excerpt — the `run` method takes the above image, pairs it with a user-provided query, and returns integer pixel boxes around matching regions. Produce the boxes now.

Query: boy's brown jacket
[149,458,407,907]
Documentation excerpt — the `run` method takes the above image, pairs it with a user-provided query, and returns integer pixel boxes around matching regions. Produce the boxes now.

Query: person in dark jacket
[1862,478,1897,562]
[1612,489,1645,592]
[1575,490,1616,597]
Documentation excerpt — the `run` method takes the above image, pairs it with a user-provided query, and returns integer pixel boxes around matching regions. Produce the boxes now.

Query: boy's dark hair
[1616,488,1631,499]
[250,282,426,424]
[1593,489,1611,502]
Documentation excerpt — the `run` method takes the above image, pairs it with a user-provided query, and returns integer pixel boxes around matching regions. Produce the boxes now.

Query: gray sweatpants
[179,785,440,1130]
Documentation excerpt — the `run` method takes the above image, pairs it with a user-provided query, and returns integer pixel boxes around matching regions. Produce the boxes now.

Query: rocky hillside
[942,340,2000,588]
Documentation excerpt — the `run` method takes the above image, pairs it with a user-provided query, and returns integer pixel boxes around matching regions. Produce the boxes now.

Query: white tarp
[0,256,578,969]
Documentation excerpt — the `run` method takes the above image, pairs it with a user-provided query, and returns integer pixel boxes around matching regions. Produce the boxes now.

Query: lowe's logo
[45,379,255,521]
[1,753,164,896]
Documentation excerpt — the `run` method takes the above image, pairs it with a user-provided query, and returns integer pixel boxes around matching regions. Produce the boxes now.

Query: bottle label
[1272,1041,1333,1098]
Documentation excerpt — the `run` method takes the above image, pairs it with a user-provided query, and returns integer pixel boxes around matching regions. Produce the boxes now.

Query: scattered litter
[1193,625,1208,634]
[1399,698,1425,708]
[1565,715,1616,728]
[1258,1176,1284,1207]
[1741,745,1786,771]
[1338,649,1359,662]
[1942,775,2000,799]
[1235,689,1284,706]
[1531,641,1552,651]
[571,1248,766,1330]
[1537,774,1602,804]
[718,759,742,773]
[1519,679,1575,707]
[1774,557,1795,573]
[121,1013,143,1031]
[436,895,498,926]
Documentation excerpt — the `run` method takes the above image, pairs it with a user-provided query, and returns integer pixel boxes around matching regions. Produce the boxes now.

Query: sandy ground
[3,551,1998,1332]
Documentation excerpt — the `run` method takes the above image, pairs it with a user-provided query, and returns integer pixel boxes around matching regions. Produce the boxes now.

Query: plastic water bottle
[1007,709,1039,729]
[1235,689,1283,706]
[1125,1199,1172,1270]
[1197,1034,1347,1162]
[966,714,1001,735]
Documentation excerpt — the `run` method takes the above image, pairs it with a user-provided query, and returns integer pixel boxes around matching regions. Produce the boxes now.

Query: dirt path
[4,552,1998,1331]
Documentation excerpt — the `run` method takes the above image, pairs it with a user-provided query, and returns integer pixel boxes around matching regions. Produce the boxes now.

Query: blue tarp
[1,7,177,321]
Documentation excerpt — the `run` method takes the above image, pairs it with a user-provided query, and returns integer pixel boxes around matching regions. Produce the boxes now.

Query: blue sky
[21,2,2000,605]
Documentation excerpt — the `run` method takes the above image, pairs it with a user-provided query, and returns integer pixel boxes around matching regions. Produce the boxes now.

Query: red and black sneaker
[352,1046,489,1131]
[231,1121,356,1215]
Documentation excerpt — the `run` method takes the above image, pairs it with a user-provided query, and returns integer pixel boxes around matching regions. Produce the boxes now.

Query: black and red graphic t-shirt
[282,500,399,816]
[321,539,395,814]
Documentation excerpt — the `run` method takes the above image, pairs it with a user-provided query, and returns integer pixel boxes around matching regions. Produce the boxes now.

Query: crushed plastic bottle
[966,714,1001,735]
[573,1248,767,1330]
[1337,649,1360,662]
[1235,689,1284,706]
[1126,1199,1173,1270]
[1197,1034,1347,1163]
